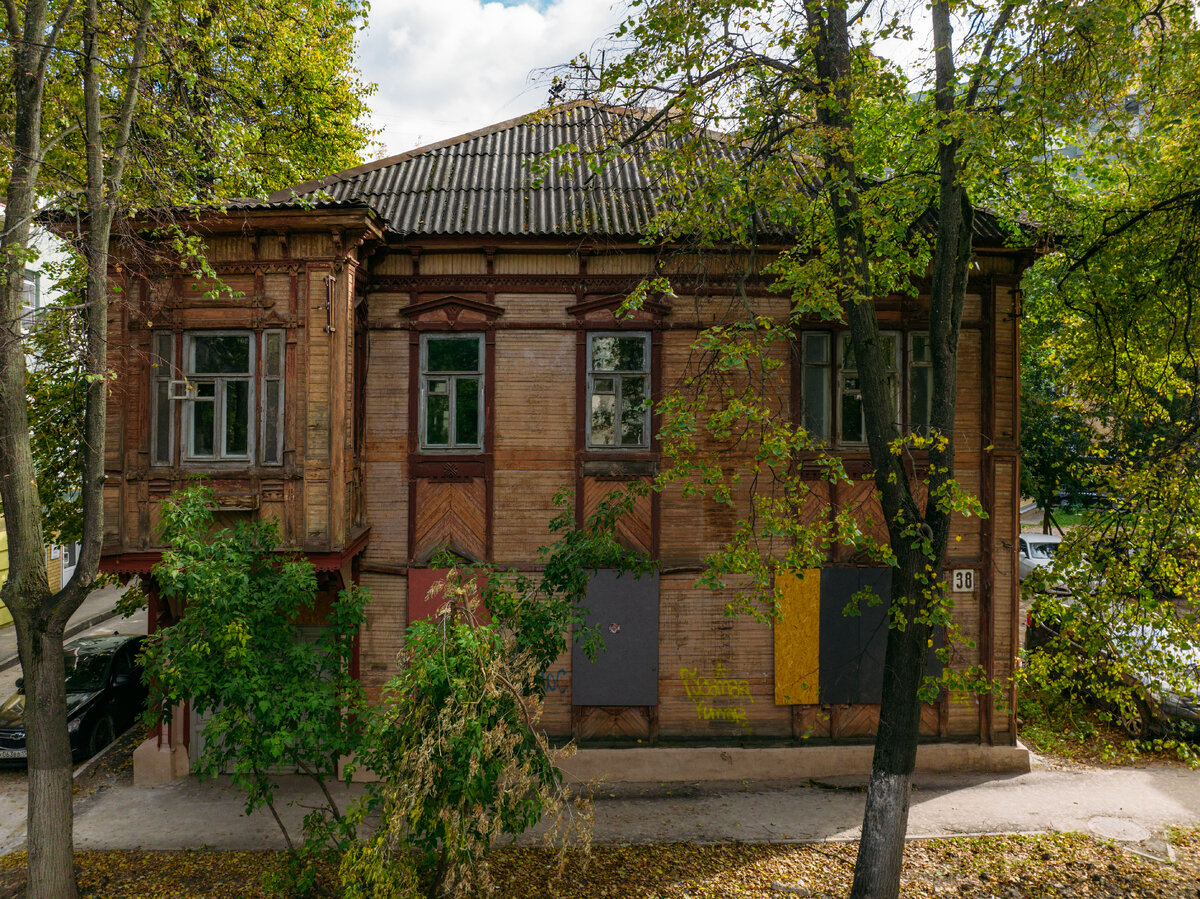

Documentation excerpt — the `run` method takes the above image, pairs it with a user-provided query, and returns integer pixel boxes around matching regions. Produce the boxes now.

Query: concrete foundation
[557,742,1031,784]
[132,737,191,785]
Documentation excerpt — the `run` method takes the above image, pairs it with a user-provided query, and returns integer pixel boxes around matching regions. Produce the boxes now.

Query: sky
[355,0,626,158]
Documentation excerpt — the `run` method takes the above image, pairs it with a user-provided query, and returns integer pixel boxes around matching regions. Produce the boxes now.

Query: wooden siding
[105,233,1026,750]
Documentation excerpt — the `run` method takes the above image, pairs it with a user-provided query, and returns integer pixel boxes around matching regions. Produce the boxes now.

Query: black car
[0,634,147,764]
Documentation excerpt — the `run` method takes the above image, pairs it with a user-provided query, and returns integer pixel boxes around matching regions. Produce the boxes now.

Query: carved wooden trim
[567,293,671,319]
[398,293,505,322]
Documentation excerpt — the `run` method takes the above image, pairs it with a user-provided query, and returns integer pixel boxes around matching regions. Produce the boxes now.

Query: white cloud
[357,0,624,158]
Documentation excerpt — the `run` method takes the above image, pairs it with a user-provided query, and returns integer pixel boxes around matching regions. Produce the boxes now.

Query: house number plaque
[950,569,976,593]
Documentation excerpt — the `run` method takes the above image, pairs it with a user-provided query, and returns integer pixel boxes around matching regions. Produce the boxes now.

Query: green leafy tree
[343,489,650,898]
[0,2,374,893]
[550,1,1181,895]
[1014,4,1200,753]
[25,298,87,545]
[1019,352,1097,534]
[142,486,368,884]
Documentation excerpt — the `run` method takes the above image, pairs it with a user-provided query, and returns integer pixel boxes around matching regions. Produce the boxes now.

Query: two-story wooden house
[101,103,1031,782]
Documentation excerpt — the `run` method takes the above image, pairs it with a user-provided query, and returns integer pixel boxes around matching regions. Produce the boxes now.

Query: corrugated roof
[244,102,1019,244]
[251,104,678,237]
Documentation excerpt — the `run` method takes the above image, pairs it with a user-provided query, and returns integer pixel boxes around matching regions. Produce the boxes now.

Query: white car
[1018,533,1062,584]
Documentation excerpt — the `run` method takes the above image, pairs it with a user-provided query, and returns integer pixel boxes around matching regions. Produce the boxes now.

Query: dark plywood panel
[857,567,892,703]
[819,567,943,705]
[572,571,659,707]
[818,568,865,705]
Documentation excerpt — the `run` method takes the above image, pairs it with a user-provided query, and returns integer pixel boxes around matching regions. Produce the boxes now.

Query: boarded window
[771,567,944,706]
[571,570,659,706]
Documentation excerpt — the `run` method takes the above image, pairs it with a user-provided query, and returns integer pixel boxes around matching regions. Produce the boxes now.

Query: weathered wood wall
[352,241,1024,746]
[102,220,1022,746]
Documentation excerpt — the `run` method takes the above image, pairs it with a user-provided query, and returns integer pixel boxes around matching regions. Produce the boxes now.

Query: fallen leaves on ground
[0,831,1195,897]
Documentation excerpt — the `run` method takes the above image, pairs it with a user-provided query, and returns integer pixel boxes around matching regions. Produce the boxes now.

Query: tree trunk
[0,1,150,892]
[849,559,930,899]
[802,3,973,896]
[0,1,81,895]
[21,621,77,899]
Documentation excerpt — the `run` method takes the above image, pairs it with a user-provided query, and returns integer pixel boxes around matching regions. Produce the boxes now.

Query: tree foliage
[1015,4,1200,747]
[342,489,651,898]
[1018,346,1098,534]
[143,486,368,856]
[547,1,1189,896]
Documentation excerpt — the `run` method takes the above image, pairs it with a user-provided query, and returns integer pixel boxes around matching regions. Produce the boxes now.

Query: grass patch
[0,833,1196,898]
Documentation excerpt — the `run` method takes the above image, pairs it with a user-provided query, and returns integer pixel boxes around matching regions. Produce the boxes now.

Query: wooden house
[100,104,1030,781]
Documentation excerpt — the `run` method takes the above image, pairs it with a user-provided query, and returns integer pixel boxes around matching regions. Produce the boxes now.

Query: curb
[0,607,122,674]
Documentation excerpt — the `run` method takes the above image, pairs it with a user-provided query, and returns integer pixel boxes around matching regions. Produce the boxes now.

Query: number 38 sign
[950,569,976,593]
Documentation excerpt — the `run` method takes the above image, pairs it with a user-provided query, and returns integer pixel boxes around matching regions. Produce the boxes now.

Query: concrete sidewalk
[45,754,1200,854]
[0,583,129,672]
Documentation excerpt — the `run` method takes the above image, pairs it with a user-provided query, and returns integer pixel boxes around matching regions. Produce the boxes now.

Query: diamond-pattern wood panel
[839,480,890,562]
[831,703,880,739]
[919,701,942,738]
[574,705,654,741]
[582,478,652,555]
[413,478,487,562]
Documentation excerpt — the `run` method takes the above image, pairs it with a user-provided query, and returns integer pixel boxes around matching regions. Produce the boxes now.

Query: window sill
[581,458,658,479]
[412,456,486,479]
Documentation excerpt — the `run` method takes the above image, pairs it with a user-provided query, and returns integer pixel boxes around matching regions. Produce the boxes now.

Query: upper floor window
[587,333,650,449]
[908,332,932,434]
[420,333,483,452]
[798,330,929,446]
[151,329,285,466]
[839,331,899,445]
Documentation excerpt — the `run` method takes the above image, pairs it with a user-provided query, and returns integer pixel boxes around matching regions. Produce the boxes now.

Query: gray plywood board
[572,570,659,706]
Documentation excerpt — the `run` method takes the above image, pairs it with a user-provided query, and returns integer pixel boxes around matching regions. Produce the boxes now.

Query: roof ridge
[265,99,612,205]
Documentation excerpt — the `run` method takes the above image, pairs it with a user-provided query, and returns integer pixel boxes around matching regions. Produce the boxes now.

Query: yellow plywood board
[774,569,821,705]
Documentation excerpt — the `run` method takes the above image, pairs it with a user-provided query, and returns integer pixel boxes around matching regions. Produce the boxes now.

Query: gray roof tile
[239,103,1020,244]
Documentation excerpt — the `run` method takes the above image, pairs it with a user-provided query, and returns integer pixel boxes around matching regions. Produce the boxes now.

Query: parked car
[1025,611,1200,739]
[0,634,147,764]
[1018,533,1065,590]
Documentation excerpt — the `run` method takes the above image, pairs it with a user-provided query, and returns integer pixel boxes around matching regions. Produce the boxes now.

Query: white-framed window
[184,332,253,460]
[420,333,483,452]
[151,329,286,466]
[908,332,933,435]
[19,270,40,335]
[838,331,900,445]
[586,332,650,449]
[799,332,831,442]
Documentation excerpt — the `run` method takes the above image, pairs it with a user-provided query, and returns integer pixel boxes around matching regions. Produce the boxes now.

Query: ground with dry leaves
[0,832,1194,898]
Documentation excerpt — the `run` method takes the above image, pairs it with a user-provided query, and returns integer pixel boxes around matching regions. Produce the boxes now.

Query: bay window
[151,329,285,466]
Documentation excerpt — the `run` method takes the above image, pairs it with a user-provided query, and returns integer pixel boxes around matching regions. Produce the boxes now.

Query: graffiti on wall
[680,663,754,732]
[543,668,569,695]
